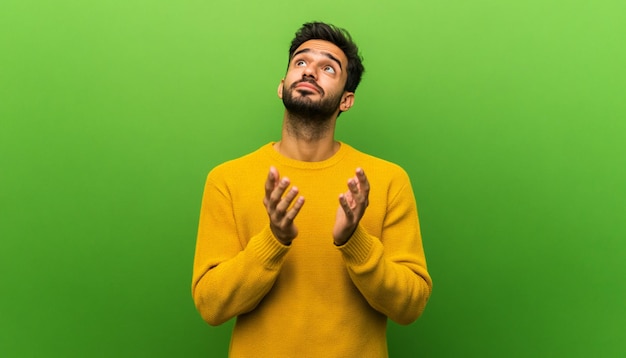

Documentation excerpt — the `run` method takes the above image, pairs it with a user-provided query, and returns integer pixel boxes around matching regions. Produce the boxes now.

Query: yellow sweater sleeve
[191,173,289,326]
[337,169,432,325]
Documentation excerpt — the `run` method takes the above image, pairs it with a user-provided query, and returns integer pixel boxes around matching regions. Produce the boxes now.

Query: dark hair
[288,22,365,93]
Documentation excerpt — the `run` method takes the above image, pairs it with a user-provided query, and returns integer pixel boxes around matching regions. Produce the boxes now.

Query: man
[192,22,432,357]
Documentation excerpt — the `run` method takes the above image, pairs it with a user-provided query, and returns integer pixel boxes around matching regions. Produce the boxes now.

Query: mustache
[291,78,324,95]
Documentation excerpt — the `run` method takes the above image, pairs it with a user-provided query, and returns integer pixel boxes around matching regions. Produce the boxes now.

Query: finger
[276,186,299,214]
[339,193,354,219]
[356,167,370,194]
[264,167,279,200]
[268,177,290,210]
[284,196,305,221]
[348,178,359,196]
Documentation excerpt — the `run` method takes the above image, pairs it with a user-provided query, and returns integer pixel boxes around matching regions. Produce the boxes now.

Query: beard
[281,79,343,124]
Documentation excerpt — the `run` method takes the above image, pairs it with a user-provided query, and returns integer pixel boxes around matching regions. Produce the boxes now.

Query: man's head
[278,22,364,124]
[288,22,364,94]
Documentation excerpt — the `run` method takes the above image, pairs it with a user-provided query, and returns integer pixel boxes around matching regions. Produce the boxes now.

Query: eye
[323,66,336,74]
[295,60,306,67]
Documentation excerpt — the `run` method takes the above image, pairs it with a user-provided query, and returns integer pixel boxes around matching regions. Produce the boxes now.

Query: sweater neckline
[262,142,351,170]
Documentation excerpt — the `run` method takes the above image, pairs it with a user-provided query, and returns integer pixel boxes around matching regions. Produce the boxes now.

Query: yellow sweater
[192,142,432,357]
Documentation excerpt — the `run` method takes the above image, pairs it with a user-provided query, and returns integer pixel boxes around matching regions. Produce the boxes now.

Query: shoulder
[206,143,273,181]
[342,144,417,209]
[343,144,410,180]
[342,144,416,202]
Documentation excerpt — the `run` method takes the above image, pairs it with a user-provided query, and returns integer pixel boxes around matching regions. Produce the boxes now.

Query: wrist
[277,237,292,246]
[333,228,356,246]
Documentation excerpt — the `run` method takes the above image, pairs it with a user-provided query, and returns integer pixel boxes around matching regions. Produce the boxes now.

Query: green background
[1,1,625,357]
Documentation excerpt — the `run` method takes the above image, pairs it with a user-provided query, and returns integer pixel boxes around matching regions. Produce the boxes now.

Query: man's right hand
[263,166,305,245]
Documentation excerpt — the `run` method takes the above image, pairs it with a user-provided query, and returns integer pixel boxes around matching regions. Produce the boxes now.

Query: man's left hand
[333,168,369,245]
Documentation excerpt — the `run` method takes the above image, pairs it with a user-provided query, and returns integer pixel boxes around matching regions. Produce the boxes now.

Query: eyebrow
[292,48,343,70]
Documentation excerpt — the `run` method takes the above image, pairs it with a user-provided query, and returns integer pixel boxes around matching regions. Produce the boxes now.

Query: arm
[191,167,304,325]
[334,169,432,324]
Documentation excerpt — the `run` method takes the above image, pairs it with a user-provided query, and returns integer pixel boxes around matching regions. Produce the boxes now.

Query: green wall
[1,1,624,357]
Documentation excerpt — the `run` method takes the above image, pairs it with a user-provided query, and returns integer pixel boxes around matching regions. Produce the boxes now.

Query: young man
[192,22,432,357]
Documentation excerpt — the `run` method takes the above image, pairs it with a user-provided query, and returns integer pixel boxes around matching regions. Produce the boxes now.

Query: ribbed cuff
[250,225,291,270]
[336,225,373,266]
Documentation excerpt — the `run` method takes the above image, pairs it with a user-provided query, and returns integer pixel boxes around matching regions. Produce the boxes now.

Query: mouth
[293,80,323,95]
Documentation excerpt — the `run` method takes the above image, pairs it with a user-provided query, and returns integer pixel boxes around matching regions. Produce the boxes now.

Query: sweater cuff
[336,225,373,266]
[249,225,290,270]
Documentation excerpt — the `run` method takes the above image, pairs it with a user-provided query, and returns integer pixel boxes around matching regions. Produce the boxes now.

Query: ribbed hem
[250,225,291,270]
[336,225,373,266]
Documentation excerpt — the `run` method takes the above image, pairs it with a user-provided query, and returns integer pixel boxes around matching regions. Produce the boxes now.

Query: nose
[302,63,317,80]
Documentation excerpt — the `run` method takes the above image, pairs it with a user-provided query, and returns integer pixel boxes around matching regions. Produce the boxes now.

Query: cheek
[284,73,300,87]
[325,79,344,94]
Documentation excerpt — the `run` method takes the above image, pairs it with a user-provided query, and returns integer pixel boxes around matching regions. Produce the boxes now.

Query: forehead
[292,39,348,68]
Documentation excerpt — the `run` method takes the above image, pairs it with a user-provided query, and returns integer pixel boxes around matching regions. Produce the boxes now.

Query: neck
[275,111,340,161]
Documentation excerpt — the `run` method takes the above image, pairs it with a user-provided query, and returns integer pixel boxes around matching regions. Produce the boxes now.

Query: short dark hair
[288,22,365,93]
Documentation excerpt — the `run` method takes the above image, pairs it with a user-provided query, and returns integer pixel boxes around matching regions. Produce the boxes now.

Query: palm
[333,191,356,239]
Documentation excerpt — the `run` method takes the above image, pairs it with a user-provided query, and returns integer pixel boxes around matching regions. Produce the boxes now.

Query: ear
[339,92,355,112]
[277,79,285,99]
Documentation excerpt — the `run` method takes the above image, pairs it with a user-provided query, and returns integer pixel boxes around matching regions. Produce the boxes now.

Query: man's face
[279,40,353,119]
